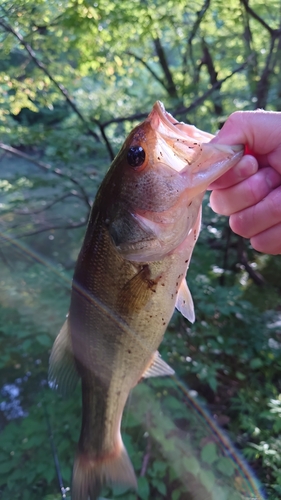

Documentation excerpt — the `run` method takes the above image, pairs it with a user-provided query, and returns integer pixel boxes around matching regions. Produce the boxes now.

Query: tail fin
[71,444,137,500]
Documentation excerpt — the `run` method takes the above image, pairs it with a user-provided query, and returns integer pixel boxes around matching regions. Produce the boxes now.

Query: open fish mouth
[148,101,243,180]
[149,100,214,144]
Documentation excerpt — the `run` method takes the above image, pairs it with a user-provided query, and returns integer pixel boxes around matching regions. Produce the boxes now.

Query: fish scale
[49,101,243,500]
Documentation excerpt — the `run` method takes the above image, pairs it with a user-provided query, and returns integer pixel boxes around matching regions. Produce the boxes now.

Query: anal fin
[48,317,79,397]
[142,351,175,379]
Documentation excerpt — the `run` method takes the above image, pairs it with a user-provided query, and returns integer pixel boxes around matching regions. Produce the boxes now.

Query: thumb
[211,110,281,160]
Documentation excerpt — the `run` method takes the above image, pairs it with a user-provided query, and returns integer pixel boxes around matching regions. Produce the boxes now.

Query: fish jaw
[179,142,243,197]
[149,101,214,144]
[149,100,244,194]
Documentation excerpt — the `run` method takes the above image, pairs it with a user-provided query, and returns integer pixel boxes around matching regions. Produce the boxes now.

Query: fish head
[102,102,243,261]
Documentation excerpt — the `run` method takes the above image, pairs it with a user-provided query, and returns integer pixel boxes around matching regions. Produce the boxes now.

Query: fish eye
[127,146,146,168]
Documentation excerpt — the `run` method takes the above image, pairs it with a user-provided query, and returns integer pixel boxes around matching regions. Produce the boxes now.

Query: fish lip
[149,101,217,173]
[212,143,244,154]
[149,101,214,142]
[150,101,182,133]
[148,101,187,138]
[149,102,244,174]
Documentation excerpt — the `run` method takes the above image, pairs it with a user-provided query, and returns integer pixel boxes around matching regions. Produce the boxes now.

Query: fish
[49,101,243,500]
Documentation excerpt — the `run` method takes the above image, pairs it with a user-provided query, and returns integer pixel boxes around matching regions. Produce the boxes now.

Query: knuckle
[229,213,245,237]
[224,112,244,133]
[246,176,262,205]
[267,191,281,221]
[230,208,255,238]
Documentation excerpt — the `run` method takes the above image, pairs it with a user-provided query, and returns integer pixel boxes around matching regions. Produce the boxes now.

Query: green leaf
[0,461,14,474]
[37,334,52,347]
[152,478,167,495]
[182,456,200,476]
[250,358,264,369]
[171,489,182,500]
[200,469,216,491]
[201,442,218,465]
[165,396,184,411]
[208,376,218,392]
[216,457,235,477]
[151,460,167,477]
[137,476,150,500]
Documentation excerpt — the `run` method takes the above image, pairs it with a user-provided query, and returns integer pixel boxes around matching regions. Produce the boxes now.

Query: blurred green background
[0,1,281,499]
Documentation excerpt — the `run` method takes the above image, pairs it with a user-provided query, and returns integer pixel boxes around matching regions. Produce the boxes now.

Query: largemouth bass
[49,102,243,500]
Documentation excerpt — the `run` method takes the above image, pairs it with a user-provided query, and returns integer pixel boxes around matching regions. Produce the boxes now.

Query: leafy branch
[240,0,281,108]
[0,10,115,160]
[240,0,280,36]
[256,34,278,108]
[0,142,91,210]
[237,237,265,286]
[153,37,178,99]
[199,39,223,115]
[99,59,251,130]
[183,0,211,75]
[0,16,101,141]
[126,51,167,90]
[174,58,252,116]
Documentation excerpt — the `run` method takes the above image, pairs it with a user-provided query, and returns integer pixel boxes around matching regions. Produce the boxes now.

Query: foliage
[0,0,281,499]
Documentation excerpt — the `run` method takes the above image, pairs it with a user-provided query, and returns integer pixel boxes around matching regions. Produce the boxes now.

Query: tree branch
[0,246,13,270]
[12,220,87,239]
[0,16,102,144]
[241,1,258,89]
[200,39,223,115]
[174,58,252,116]
[98,59,250,131]
[153,37,178,98]
[183,0,211,75]
[126,51,167,90]
[15,191,82,215]
[94,122,115,161]
[256,34,277,108]
[101,111,148,128]
[0,142,91,209]
[240,0,279,36]
[237,237,265,286]
[219,225,232,286]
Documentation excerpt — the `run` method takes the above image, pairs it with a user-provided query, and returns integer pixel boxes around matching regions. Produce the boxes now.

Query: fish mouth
[149,101,214,144]
[148,101,243,181]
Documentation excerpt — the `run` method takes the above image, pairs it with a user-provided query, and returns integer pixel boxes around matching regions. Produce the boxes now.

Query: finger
[250,223,281,255]
[229,185,281,238]
[210,167,281,216]
[209,155,258,190]
[211,110,281,172]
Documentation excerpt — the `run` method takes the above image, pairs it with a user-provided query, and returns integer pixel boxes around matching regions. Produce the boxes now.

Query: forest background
[0,1,281,499]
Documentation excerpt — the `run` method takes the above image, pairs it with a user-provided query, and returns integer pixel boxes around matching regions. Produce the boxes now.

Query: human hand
[209,110,281,255]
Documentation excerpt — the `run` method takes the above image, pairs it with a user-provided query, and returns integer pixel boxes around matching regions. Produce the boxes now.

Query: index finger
[209,154,258,190]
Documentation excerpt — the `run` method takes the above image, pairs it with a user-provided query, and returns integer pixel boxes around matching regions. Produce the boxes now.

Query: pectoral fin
[176,279,195,323]
[142,351,175,378]
[117,265,158,315]
[48,318,79,397]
